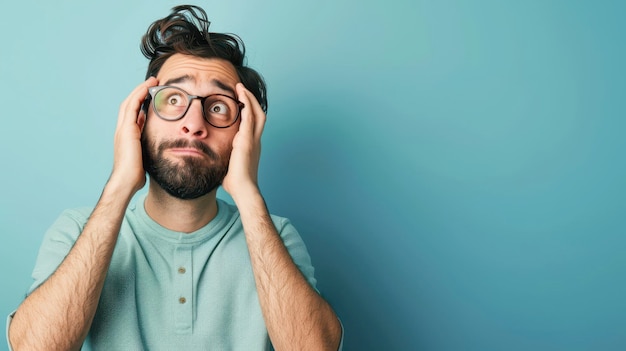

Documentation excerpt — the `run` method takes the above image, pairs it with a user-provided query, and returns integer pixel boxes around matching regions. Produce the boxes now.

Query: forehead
[156,54,240,88]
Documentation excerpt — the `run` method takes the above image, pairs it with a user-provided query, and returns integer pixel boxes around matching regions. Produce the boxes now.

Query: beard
[141,135,229,200]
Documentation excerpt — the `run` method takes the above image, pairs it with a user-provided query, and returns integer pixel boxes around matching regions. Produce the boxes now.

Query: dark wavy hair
[140,5,267,112]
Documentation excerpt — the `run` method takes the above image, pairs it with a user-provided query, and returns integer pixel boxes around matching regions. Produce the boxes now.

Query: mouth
[157,139,219,162]
[167,147,207,157]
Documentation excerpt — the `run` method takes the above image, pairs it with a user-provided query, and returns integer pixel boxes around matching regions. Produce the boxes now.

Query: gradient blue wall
[1,1,624,350]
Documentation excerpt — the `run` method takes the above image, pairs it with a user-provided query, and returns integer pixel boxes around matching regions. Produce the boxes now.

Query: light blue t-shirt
[8,195,335,350]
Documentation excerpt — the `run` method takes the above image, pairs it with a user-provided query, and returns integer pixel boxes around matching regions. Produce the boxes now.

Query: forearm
[234,190,342,351]
[8,182,134,351]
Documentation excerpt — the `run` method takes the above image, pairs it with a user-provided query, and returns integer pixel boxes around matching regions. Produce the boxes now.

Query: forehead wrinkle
[162,77,235,97]
[158,56,239,97]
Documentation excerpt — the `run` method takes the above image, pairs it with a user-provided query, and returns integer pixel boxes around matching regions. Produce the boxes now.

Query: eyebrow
[212,79,236,97]
[163,74,195,86]
[163,75,236,97]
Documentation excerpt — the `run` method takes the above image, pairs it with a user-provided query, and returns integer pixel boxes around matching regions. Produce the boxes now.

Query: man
[7,5,342,350]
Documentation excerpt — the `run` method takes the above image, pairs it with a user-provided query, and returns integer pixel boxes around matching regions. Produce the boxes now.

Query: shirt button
[178,267,186,274]
[179,297,187,304]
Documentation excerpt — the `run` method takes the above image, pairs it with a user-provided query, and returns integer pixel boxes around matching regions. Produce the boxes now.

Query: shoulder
[59,207,94,224]
[46,206,94,240]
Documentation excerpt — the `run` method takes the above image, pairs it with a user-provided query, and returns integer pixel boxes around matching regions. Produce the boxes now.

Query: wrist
[104,174,142,202]
[229,184,264,208]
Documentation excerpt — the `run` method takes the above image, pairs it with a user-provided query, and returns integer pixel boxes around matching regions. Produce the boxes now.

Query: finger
[118,77,158,129]
[235,83,256,138]
[236,83,266,139]
[243,89,266,137]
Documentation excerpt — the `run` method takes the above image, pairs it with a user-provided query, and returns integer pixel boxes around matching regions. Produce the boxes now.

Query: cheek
[140,129,155,155]
[211,132,238,159]
[140,123,154,147]
[214,125,238,145]
[143,116,173,143]
[142,114,157,137]
[141,119,167,153]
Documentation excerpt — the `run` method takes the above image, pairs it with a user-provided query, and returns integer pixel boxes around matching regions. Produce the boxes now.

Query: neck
[144,181,219,233]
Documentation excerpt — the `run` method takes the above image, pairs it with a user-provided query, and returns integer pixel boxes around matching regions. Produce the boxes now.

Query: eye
[209,102,229,115]
[166,94,185,106]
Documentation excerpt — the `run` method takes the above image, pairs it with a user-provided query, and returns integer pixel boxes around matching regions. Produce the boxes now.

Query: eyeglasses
[146,85,245,128]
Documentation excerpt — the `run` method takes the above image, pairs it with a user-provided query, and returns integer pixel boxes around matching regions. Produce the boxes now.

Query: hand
[108,77,159,195]
[222,83,266,201]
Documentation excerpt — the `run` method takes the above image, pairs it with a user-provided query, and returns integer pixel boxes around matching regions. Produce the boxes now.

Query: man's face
[141,54,241,199]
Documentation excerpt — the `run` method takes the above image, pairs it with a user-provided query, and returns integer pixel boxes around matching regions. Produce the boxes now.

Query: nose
[180,99,208,138]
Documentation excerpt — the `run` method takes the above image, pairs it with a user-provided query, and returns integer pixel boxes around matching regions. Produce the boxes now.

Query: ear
[138,109,147,133]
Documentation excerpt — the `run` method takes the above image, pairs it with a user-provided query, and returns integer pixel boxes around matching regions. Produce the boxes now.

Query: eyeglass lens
[153,87,239,127]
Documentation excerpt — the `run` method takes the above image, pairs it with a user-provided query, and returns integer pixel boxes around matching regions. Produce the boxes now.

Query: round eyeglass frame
[146,85,245,128]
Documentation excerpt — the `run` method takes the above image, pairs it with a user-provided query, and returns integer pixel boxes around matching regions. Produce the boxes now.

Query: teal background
[1,1,624,350]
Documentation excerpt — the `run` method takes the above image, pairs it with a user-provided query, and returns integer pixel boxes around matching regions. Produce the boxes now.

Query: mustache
[158,139,219,160]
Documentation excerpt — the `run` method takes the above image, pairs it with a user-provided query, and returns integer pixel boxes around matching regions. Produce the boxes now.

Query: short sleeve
[264,216,344,351]
[337,319,344,350]
[27,208,92,295]
[6,311,15,351]
[8,208,91,350]
[272,217,318,290]
[272,217,345,350]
